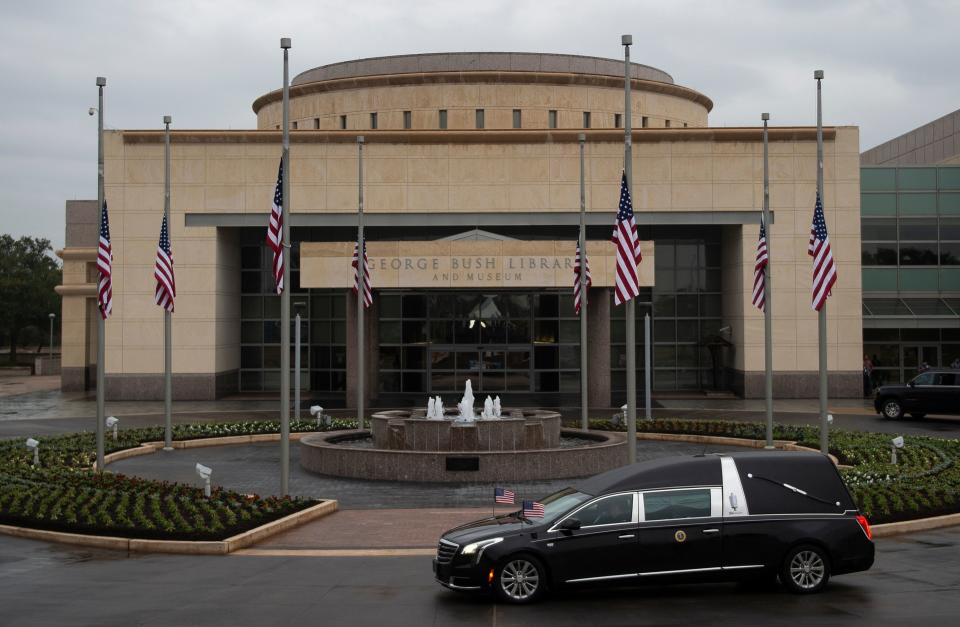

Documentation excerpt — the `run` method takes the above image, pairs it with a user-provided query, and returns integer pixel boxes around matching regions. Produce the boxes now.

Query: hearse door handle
[702,529,720,535]
[618,534,636,539]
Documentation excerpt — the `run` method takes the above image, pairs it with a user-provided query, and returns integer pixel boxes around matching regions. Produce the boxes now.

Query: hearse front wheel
[781,545,830,594]
[495,555,546,604]
[881,398,904,420]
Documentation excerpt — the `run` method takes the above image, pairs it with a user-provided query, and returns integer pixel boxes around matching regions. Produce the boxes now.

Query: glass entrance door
[902,344,939,377]
[428,346,532,394]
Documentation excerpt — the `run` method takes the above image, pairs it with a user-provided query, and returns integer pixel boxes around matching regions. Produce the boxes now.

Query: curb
[93,432,310,471]
[0,500,338,555]
[872,512,960,538]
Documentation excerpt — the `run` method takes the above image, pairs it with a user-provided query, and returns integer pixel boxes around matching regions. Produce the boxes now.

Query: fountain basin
[299,428,628,483]
[370,409,561,452]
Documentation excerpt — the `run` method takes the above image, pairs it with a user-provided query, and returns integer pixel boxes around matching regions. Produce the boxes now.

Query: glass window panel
[330,371,346,391]
[940,193,960,214]
[431,350,455,370]
[898,168,937,190]
[505,294,532,318]
[534,319,558,343]
[331,295,346,318]
[654,319,675,342]
[899,268,939,290]
[861,193,897,216]
[402,295,427,318]
[263,346,281,368]
[262,371,281,391]
[241,246,261,269]
[481,319,508,343]
[535,346,559,369]
[457,352,480,370]
[861,168,896,191]
[653,369,676,390]
[241,296,263,319]
[674,267,697,292]
[940,268,960,290]
[454,320,479,343]
[379,294,401,318]
[863,344,899,368]
[862,268,897,291]
[700,294,721,317]
[240,346,261,369]
[861,218,897,241]
[379,321,402,344]
[536,372,559,392]
[535,294,559,317]
[332,321,346,344]
[483,371,506,391]
[861,244,898,265]
[610,323,625,343]
[943,327,960,340]
[558,320,579,343]
[700,319,722,339]
[940,219,960,240]
[507,351,530,369]
[431,371,456,391]
[428,294,457,318]
[676,243,699,266]
[402,320,428,344]
[942,344,960,367]
[676,295,699,317]
[559,346,580,369]
[241,321,263,344]
[654,264,675,292]
[482,351,505,370]
[456,294,482,318]
[379,347,401,369]
[241,272,261,293]
[240,370,262,392]
[899,193,937,215]
[264,296,280,319]
[704,244,721,267]
[456,371,480,390]
[899,245,937,265]
[677,369,699,390]
[654,345,677,366]
[312,346,331,368]
[380,372,400,393]
[310,320,330,344]
[899,218,938,240]
[558,296,577,318]
[902,299,954,315]
[506,371,531,391]
[402,372,425,393]
[263,321,280,344]
[507,319,531,343]
[310,370,329,392]
[644,488,712,520]
[941,168,960,190]
[677,345,699,367]
[653,295,675,317]
[677,321,699,343]
[610,369,626,392]
[863,328,900,342]
[863,298,912,315]
[430,320,453,343]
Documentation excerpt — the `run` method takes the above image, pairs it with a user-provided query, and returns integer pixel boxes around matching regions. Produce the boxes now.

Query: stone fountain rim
[301,428,624,454]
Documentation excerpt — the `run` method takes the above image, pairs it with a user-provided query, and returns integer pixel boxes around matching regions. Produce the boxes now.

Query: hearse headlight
[461,537,503,560]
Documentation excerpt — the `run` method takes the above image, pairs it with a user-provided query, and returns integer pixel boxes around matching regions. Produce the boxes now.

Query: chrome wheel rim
[500,559,540,600]
[883,402,900,418]
[789,550,825,590]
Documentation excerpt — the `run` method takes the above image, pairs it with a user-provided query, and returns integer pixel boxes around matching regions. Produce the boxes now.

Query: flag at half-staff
[352,239,372,308]
[751,216,769,312]
[154,213,176,312]
[573,243,592,315]
[97,200,113,319]
[266,160,284,294]
[611,171,642,305]
[808,191,837,311]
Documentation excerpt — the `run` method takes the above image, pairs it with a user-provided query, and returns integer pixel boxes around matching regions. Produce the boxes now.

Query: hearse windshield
[527,488,591,523]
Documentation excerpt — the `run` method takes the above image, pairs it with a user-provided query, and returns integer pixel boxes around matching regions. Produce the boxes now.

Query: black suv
[875,369,960,419]
[433,451,874,603]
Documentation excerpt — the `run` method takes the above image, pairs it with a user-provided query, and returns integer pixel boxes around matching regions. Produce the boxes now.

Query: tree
[0,234,62,365]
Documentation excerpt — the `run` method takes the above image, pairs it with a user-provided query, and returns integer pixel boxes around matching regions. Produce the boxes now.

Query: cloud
[1,0,958,247]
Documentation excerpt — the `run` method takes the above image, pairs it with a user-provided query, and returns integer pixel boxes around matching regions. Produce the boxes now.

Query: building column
[587,287,611,410]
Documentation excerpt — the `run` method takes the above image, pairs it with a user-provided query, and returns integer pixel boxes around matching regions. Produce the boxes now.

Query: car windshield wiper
[746,473,843,509]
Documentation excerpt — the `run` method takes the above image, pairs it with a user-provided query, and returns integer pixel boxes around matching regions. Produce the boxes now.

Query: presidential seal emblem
[674,529,687,543]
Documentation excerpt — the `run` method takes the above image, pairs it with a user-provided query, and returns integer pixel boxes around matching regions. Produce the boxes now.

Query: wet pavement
[1,528,959,626]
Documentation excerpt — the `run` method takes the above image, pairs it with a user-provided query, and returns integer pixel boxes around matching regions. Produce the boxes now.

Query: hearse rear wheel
[495,555,546,604]
[881,398,904,420]
[781,545,830,594]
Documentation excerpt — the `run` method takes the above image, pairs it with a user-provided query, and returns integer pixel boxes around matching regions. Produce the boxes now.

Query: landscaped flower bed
[589,417,960,525]
[0,419,354,541]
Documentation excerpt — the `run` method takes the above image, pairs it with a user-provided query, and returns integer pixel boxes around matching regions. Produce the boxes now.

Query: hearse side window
[933,373,956,386]
[572,494,635,527]
[913,372,935,386]
[643,488,712,521]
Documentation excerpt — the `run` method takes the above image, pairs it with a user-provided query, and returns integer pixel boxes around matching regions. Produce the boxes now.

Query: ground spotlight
[195,463,212,497]
[891,435,904,464]
[106,416,119,440]
[25,438,39,465]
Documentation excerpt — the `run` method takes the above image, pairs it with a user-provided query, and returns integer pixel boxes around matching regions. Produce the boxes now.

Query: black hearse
[433,452,874,603]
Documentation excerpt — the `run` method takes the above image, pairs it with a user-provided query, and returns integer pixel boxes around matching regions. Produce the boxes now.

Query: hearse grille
[436,539,458,564]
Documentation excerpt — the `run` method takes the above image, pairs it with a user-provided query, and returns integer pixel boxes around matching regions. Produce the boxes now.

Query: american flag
[494,487,515,505]
[352,239,372,308]
[573,243,592,315]
[96,200,113,319]
[751,216,768,312]
[611,172,642,306]
[266,160,284,295]
[522,500,545,518]
[808,191,837,311]
[154,213,176,312]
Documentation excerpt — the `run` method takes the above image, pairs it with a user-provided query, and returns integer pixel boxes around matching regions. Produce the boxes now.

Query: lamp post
[294,300,306,421]
[48,313,55,359]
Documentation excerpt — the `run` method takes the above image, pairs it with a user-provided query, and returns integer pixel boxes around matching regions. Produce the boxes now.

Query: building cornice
[123,127,836,145]
[250,71,714,114]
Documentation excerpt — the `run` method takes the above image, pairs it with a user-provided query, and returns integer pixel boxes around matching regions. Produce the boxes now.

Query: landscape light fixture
[891,435,905,464]
[106,416,119,440]
[310,405,329,428]
[195,463,212,497]
[25,438,39,465]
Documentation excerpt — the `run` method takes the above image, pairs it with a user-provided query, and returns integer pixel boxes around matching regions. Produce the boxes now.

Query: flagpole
[95,76,106,472]
[163,115,173,451]
[762,112,774,449]
[357,135,365,431]
[578,132,588,431]
[279,37,292,496]
[622,35,637,465]
[815,70,828,455]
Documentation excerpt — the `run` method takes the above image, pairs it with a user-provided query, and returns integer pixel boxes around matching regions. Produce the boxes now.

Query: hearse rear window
[643,489,711,521]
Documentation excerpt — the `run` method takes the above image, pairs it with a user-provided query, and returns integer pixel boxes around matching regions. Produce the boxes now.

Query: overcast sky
[2,0,958,250]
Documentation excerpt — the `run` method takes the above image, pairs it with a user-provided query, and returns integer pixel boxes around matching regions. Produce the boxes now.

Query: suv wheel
[780,544,830,594]
[881,398,904,420]
[495,555,546,604]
